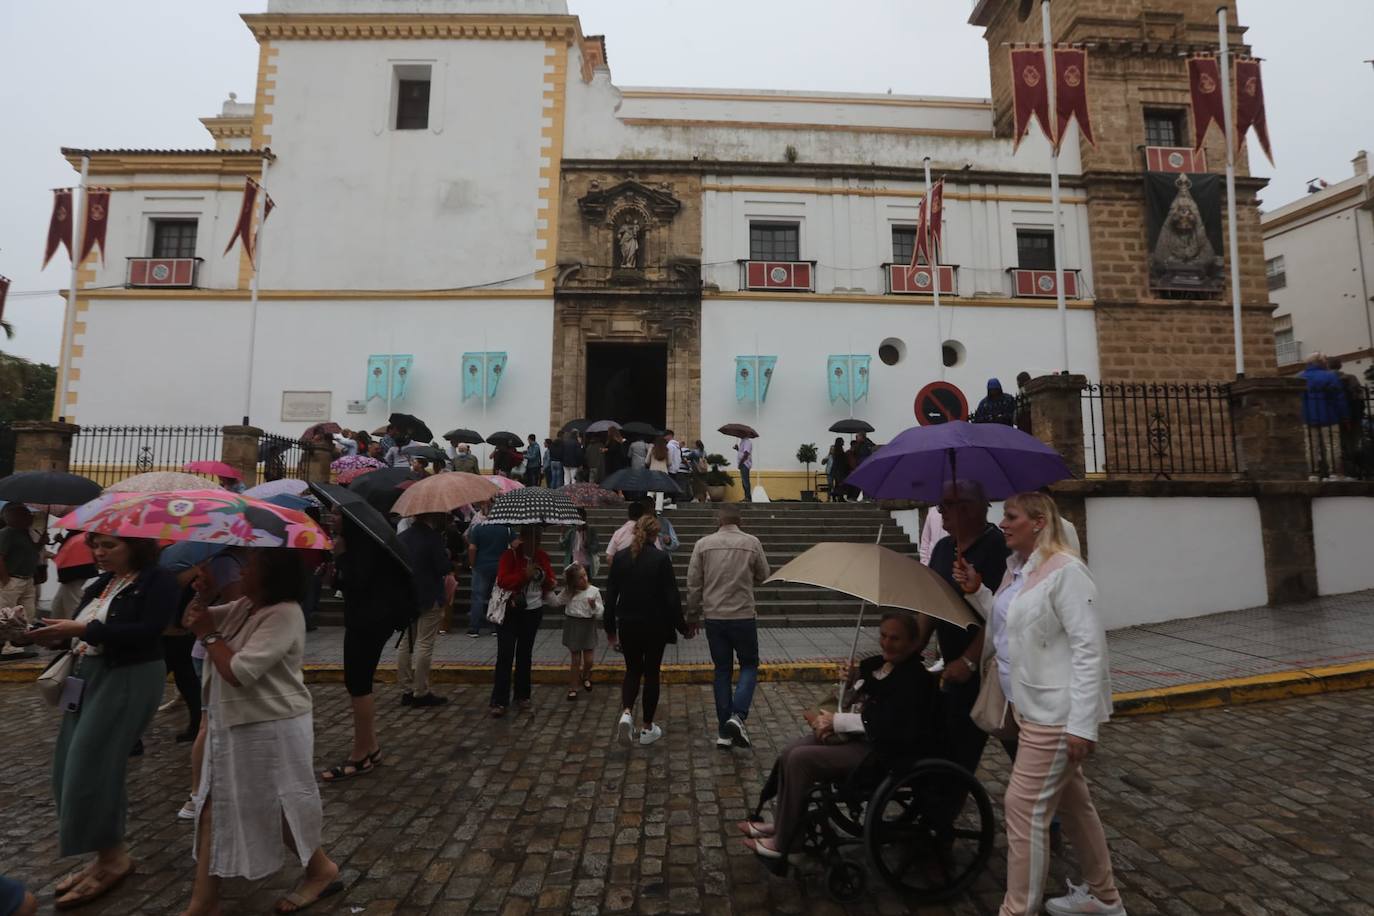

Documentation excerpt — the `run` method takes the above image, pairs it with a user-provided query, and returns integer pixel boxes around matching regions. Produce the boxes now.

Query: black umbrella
[559,418,591,436]
[389,413,434,444]
[443,428,484,445]
[486,431,523,449]
[620,421,660,439]
[485,487,585,527]
[600,468,682,496]
[307,482,413,574]
[347,467,419,513]
[829,419,875,434]
[0,471,102,507]
[401,443,449,466]
[718,423,759,439]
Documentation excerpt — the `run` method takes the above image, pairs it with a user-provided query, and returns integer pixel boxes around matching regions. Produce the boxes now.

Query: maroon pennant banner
[224,177,260,263]
[78,188,111,265]
[0,275,10,325]
[1233,58,1274,165]
[43,188,74,269]
[1010,47,1052,152]
[1054,47,1094,151]
[910,195,930,268]
[1188,56,1226,152]
[927,179,945,262]
[252,191,276,257]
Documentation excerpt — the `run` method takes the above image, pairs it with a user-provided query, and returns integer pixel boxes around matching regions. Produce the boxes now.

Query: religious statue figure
[617,221,642,269]
[1150,174,1223,290]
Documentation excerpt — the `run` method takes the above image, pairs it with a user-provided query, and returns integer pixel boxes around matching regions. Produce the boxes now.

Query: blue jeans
[549,461,564,488]
[739,465,752,499]
[469,565,497,634]
[705,618,759,731]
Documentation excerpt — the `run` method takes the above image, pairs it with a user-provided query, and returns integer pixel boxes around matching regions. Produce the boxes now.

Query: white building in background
[1262,151,1374,380]
[55,0,1103,495]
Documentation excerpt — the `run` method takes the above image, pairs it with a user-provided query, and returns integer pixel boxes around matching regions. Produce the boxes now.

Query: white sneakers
[1045,881,1127,916]
[724,715,751,748]
[638,723,663,746]
[617,710,635,745]
[177,798,197,821]
[715,735,734,749]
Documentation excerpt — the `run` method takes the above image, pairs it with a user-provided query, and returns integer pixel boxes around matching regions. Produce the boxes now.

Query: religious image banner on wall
[1146,172,1224,295]
[735,356,776,403]
[462,352,508,402]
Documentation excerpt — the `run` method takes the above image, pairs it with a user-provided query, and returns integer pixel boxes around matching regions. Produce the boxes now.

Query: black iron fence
[259,432,306,481]
[1082,382,1237,478]
[69,425,225,487]
[1304,385,1372,480]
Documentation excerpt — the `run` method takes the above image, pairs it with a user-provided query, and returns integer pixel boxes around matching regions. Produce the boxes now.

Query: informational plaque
[281,391,332,423]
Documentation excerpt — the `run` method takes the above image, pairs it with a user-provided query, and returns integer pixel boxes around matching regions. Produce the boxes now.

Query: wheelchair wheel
[825,861,867,902]
[862,759,995,904]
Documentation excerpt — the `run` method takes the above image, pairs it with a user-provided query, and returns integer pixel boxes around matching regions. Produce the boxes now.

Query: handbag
[486,586,511,626]
[36,651,75,708]
[970,656,1018,740]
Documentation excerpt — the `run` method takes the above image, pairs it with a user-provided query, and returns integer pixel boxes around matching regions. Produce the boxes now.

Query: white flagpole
[482,334,490,472]
[847,334,855,418]
[57,155,89,421]
[1041,2,1071,374]
[753,338,761,499]
[923,157,945,381]
[241,157,270,424]
[1217,5,1245,378]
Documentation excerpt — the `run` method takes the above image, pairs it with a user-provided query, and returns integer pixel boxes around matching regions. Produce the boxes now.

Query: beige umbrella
[108,471,224,493]
[391,472,501,517]
[766,541,979,709]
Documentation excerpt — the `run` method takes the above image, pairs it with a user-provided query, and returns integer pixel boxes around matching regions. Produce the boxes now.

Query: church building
[53,0,1274,495]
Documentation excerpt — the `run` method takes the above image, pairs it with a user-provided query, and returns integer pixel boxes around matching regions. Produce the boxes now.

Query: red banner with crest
[1010,48,1052,152]
[224,178,261,264]
[78,188,111,265]
[1233,58,1273,165]
[1188,56,1226,152]
[43,188,74,269]
[1054,48,1094,151]
[927,179,945,262]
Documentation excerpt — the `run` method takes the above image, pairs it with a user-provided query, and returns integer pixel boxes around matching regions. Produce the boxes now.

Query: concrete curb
[4,659,1373,714]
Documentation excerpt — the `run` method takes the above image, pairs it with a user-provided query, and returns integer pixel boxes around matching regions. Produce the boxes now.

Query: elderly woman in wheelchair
[742,610,995,903]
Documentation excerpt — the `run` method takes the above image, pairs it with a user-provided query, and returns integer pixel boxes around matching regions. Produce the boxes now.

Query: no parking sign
[914,381,968,426]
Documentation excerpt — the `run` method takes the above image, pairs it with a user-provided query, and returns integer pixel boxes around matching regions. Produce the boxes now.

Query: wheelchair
[749,749,995,904]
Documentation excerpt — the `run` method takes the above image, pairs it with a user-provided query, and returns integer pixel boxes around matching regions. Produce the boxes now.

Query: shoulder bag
[970,655,1017,740]
[36,651,75,707]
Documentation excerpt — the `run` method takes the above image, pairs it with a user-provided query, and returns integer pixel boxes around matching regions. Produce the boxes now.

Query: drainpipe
[1356,189,1374,365]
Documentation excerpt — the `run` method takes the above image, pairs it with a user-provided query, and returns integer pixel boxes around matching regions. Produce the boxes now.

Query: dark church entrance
[585,342,667,430]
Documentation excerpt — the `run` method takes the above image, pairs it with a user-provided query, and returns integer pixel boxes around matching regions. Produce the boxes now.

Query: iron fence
[69,425,224,487]
[1082,382,1237,478]
[1304,385,1372,480]
[259,433,306,481]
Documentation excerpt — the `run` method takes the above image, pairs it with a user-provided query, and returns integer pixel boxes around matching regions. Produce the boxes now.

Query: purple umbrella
[845,421,1071,504]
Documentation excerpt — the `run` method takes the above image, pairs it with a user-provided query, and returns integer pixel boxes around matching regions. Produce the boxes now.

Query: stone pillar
[1256,490,1318,604]
[1229,377,1308,480]
[12,421,78,473]
[1024,374,1087,479]
[302,444,333,484]
[221,425,263,488]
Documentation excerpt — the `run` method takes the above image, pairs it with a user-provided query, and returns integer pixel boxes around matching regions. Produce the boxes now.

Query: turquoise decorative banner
[462,352,508,401]
[827,354,871,404]
[366,354,413,402]
[390,355,413,402]
[735,356,777,403]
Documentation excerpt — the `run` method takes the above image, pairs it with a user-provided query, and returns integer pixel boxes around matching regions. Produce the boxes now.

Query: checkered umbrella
[484,487,584,527]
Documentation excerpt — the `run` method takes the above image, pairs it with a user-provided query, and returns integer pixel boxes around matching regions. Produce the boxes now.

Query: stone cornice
[561,159,1088,191]
[199,117,253,142]
[62,148,272,176]
[240,13,581,43]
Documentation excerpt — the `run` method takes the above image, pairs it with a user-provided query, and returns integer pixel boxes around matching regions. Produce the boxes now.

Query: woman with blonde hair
[952,491,1122,916]
[604,515,688,747]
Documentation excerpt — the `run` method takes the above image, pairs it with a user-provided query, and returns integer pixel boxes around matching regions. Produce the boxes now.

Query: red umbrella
[54,536,95,570]
[185,460,243,480]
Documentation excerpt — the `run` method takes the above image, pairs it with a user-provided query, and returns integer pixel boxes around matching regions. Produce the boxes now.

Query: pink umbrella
[185,460,243,480]
[484,475,525,494]
[336,466,379,485]
[56,489,330,549]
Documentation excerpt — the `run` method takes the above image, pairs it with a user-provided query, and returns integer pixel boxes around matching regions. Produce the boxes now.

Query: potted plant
[796,442,819,501]
[703,453,734,502]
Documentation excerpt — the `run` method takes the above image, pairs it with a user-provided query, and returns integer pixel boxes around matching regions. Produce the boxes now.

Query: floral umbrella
[332,454,384,473]
[55,489,330,549]
[109,471,223,493]
[561,482,624,508]
[484,475,525,494]
[336,466,379,485]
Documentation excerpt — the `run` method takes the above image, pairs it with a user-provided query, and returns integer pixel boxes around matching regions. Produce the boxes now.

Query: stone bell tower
[971,0,1275,381]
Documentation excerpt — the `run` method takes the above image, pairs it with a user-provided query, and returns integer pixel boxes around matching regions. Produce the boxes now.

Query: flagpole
[923,157,945,380]
[847,334,854,418]
[482,334,490,472]
[753,336,761,500]
[241,157,269,424]
[57,155,89,421]
[1217,5,1245,378]
[1041,2,1071,374]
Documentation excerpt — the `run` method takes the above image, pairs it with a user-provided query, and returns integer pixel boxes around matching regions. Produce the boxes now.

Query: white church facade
[56,0,1103,495]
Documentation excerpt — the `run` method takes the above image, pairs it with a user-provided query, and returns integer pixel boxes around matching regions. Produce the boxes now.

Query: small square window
[749,222,800,261]
[1266,255,1286,290]
[892,226,919,265]
[396,78,431,130]
[1016,229,1056,270]
[1144,109,1187,148]
[151,219,197,259]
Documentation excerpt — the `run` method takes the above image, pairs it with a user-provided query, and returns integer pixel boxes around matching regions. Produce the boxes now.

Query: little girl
[558,563,602,700]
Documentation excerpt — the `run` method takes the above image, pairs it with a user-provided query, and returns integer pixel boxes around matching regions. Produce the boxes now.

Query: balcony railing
[886,263,957,296]
[1144,146,1207,173]
[126,257,203,289]
[1009,268,1080,299]
[1275,338,1303,366]
[740,260,815,292]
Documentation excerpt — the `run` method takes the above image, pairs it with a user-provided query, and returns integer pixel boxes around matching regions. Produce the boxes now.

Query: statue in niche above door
[617,219,643,269]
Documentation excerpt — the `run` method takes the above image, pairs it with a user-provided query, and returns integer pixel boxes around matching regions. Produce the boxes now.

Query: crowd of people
[1299,353,1371,480]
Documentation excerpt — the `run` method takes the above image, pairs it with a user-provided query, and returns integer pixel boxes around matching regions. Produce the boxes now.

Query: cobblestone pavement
[2,683,1372,916]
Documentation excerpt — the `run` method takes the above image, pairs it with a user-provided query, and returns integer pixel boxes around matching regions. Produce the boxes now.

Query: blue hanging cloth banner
[367,355,413,401]
[462,352,509,401]
[390,355,413,402]
[736,356,778,403]
[827,354,872,404]
[366,355,390,401]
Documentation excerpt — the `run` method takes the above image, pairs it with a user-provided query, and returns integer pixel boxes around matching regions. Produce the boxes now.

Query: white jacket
[969,550,1112,741]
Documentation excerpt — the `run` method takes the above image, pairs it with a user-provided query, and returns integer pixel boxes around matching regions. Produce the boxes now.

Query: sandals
[54,861,135,910]
[567,690,578,701]
[274,878,344,914]
[320,748,380,783]
[737,820,774,839]
[743,837,784,860]
[582,676,593,691]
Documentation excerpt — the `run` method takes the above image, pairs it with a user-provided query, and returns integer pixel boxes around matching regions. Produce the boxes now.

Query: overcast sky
[2,0,1371,366]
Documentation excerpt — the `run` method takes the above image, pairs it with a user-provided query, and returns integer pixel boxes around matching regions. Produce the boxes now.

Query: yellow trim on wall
[240,13,581,42]
[621,117,992,139]
[79,287,556,302]
[534,41,570,293]
[62,153,266,177]
[705,291,1095,309]
[619,89,993,112]
[101,182,251,193]
[200,116,254,149]
[701,183,1086,205]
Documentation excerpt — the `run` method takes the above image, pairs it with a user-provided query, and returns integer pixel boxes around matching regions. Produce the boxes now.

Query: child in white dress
[556,563,602,700]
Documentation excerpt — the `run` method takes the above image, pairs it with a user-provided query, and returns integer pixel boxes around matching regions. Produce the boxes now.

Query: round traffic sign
[914,381,968,426]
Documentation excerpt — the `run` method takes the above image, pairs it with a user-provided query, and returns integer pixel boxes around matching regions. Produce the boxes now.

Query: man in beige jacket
[687,505,769,748]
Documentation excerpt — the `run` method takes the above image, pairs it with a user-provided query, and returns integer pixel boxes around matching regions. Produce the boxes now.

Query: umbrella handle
[841,600,866,713]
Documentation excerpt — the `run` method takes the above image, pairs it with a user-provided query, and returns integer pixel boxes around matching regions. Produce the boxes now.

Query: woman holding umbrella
[490,526,556,716]
[825,437,849,502]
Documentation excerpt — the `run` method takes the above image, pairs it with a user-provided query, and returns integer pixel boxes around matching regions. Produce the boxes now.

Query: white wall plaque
[281,391,333,423]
